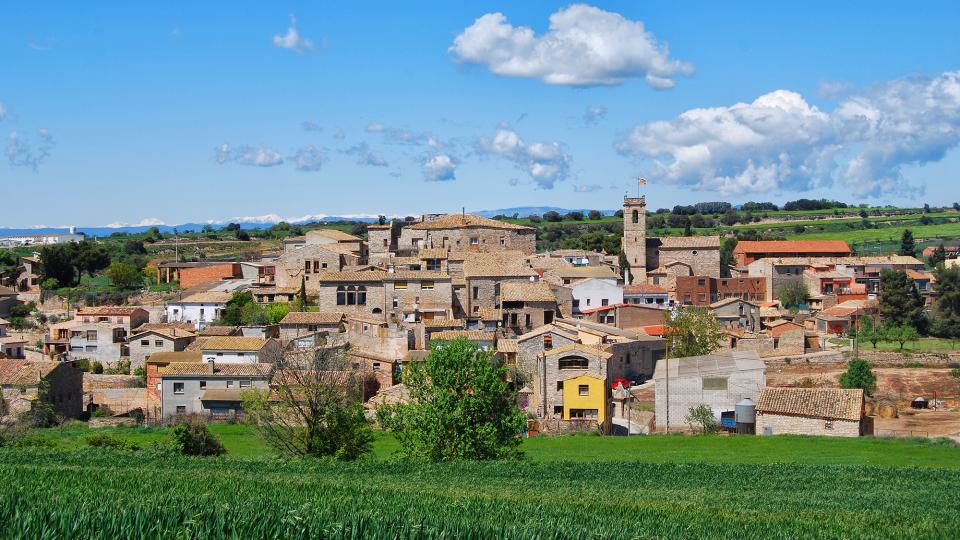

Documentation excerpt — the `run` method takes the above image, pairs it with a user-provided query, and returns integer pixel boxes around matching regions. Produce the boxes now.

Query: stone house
[0,318,26,359]
[382,270,454,323]
[499,281,559,336]
[165,290,234,330]
[15,255,40,293]
[199,336,281,364]
[462,254,538,317]
[709,298,761,332]
[345,316,410,362]
[315,270,387,319]
[366,222,399,263]
[647,236,722,279]
[647,261,693,292]
[755,387,868,437]
[347,348,398,395]
[428,329,497,350]
[249,286,299,304]
[155,261,241,289]
[543,266,620,287]
[278,311,345,347]
[144,350,202,418]
[274,243,363,292]
[159,361,272,420]
[0,360,84,420]
[127,324,196,369]
[675,276,767,305]
[653,351,766,430]
[396,214,536,255]
[76,306,149,333]
[733,240,853,266]
[45,320,128,365]
[0,286,19,317]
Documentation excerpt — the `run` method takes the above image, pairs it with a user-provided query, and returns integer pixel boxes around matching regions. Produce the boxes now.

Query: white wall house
[570,278,623,315]
[199,336,280,364]
[165,291,232,330]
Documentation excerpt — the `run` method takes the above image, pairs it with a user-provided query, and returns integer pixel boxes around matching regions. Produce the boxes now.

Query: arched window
[346,285,357,305]
[336,286,346,306]
[631,210,639,224]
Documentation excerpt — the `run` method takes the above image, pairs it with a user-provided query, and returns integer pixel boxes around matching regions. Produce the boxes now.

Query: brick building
[733,240,852,266]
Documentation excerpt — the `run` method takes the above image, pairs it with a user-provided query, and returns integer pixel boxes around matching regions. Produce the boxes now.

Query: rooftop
[658,236,721,249]
[280,311,345,325]
[316,270,388,283]
[623,283,668,295]
[178,291,235,304]
[501,281,556,302]
[735,240,852,255]
[430,330,496,342]
[160,362,273,377]
[0,360,63,385]
[756,387,863,421]
[199,336,271,352]
[406,214,533,231]
[77,306,146,316]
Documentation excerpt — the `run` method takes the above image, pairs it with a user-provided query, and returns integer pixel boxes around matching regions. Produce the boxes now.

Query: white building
[165,291,234,330]
[199,336,280,364]
[0,227,85,248]
[653,351,766,430]
[570,277,623,315]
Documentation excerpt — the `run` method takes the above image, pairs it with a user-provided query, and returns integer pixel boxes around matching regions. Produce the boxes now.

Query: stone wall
[756,413,861,437]
[398,227,535,254]
[89,417,138,428]
[384,280,453,320]
[316,282,387,319]
[659,247,721,278]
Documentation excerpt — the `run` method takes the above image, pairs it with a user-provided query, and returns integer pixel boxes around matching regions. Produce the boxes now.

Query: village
[1,192,955,442]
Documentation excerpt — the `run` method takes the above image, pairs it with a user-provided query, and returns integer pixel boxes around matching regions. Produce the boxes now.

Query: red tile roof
[623,284,668,295]
[735,240,852,255]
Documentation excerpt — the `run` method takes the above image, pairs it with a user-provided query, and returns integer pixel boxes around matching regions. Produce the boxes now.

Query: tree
[839,359,877,396]
[885,324,919,350]
[587,210,603,221]
[38,245,77,287]
[663,307,724,358]
[618,250,630,281]
[684,404,720,434]
[297,276,308,311]
[879,269,925,330]
[171,417,226,456]
[243,347,372,460]
[899,229,916,257]
[614,210,624,218]
[123,239,147,255]
[720,237,738,268]
[932,265,960,342]
[378,338,526,461]
[859,317,882,348]
[930,244,947,268]
[105,262,143,290]
[721,209,739,226]
[220,291,254,326]
[74,241,111,278]
[235,229,251,241]
[683,221,693,237]
[778,281,810,311]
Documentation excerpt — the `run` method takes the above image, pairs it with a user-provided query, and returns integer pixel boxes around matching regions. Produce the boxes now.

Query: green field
[1,444,958,538]
[30,423,960,467]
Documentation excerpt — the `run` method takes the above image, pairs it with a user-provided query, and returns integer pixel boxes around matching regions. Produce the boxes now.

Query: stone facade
[383,273,454,322]
[128,330,195,370]
[622,197,647,283]
[276,244,362,292]
[756,413,861,437]
[396,215,536,255]
[316,279,387,319]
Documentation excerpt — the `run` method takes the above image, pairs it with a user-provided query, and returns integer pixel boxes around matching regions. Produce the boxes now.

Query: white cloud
[450,4,692,88]
[343,143,388,167]
[477,128,571,189]
[423,153,457,182]
[617,71,960,198]
[6,128,54,171]
[104,218,168,228]
[583,105,607,126]
[291,145,324,171]
[272,14,314,53]
[817,80,854,100]
[367,121,440,147]
[573,184,602,192]
[215,143,284,167]
[301,120,322,131]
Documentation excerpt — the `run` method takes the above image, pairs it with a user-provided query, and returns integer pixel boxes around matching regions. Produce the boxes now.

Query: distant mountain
[471,207,616,218]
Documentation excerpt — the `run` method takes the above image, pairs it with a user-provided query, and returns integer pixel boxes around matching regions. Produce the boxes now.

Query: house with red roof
[733,240,852,266]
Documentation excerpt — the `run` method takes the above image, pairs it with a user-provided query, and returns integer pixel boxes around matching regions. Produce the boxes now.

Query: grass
[33,423,960,468]
[862,337,960,353]
[788,220,960,244]
[0,447,958,538]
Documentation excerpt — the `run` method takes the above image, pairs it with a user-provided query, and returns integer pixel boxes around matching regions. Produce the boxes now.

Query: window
[625,353,631,364]
[176,405,186,414]
[702,377,728,390]
[395,282,408,290]
[553,405,563,415]
[141,340,150,346]
[558,356,589,370]
[631,209,639,224]
[236,352,245,357]
[199,380,207,389]
[494,283,500,297]
[373,362,381,371]
[601,299,609,306]
[544,335,553,350]
[698,293,706,302]
[240,380,251,388]
[421,281,434,290]
[573,299,580,308]
[226,380,235,388]
[697,279,706,286]
[383,239,388,247]
[569,408,598,419]
[392,296,399,308]
[337,285,367,305]
[173,382,185,394]
[825,419,834,429]
[578,384,590,396]
[544,310,554,324]
[556,380,564,391]
[585,298,591,306]
[155,340,163,347]
[86,330,97,341]
[499,236,506,246]
[469,237,479,245]
[472,286,479,300]
[524,313,531,327]
[85,345,98,352]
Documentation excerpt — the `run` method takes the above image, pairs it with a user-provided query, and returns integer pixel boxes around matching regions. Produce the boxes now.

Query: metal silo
[735,398,756,434]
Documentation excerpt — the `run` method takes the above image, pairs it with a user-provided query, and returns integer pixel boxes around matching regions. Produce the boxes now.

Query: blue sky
[3,1,960,227]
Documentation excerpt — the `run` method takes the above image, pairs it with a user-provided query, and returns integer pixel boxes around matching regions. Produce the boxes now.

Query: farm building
[653,351,766,430]
[755,387,869,437]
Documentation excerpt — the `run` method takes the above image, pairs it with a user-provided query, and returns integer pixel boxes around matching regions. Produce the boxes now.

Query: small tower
[622,196,647,283]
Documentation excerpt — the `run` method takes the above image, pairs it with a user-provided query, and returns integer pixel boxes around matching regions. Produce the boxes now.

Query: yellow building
[561,374,609,428]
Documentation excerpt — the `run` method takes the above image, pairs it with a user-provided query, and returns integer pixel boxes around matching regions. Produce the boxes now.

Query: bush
[684,404,720,434]
[90,361,104,374]
[170,417,226,457]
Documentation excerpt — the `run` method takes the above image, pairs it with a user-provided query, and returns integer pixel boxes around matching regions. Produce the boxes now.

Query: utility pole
[665,335,671,434]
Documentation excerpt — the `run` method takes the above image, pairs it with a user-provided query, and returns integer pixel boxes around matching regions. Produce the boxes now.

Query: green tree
[38,245,77,287]
[73,241,111,278]
[778,281,810,311]
[899,229,916,257]
[885,324,919,350]
[297,276,308,311]
[932,265,960,341]
[858,317,882,348]
[618,250,630,281]
[663,307,724,358]
[839,359,877,396]
[123,239,147,255]
[378,338,526,461]
[721,209,739,226]
[930,244,947,268]
[243,347,372,460]
[879,269,925,330]
[170,417,226,456]
[683,221,693,237]
[220,291,254,326]
[105,262,143,290]
[720,237,738,268]
[587,210,603,221]
[684,404,720,434]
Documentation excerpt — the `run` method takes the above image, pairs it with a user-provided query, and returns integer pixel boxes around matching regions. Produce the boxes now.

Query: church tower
[622,196,647,283]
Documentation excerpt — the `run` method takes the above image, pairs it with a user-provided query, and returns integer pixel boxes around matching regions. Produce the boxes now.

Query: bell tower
[622,196,647,283]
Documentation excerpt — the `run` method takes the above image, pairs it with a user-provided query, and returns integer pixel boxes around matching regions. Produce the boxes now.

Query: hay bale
[877,402,898,419]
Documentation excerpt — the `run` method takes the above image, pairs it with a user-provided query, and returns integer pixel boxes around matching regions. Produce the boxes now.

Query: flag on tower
[639,177,647,185]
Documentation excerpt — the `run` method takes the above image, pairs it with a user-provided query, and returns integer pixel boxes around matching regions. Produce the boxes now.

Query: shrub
[684,404,720,434]
[170,417,226,457]
[90,361,104,375]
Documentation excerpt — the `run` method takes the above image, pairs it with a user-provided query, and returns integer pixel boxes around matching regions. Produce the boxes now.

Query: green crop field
[0,447,957,538]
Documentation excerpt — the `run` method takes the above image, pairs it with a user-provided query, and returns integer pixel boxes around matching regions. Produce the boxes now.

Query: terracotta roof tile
[658,236,721,249]
[160,362,272,377]
[199,336,270,351]
[407,214,533,231]
[0,360,62,385]
[735,240,852,255]
[501,281,556,302]
[623,284,668,295]
[77,306,146,316]
[423,318,465,329]
[316,270,388,282]
[280,311,344,325]
[756,387,863,421]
